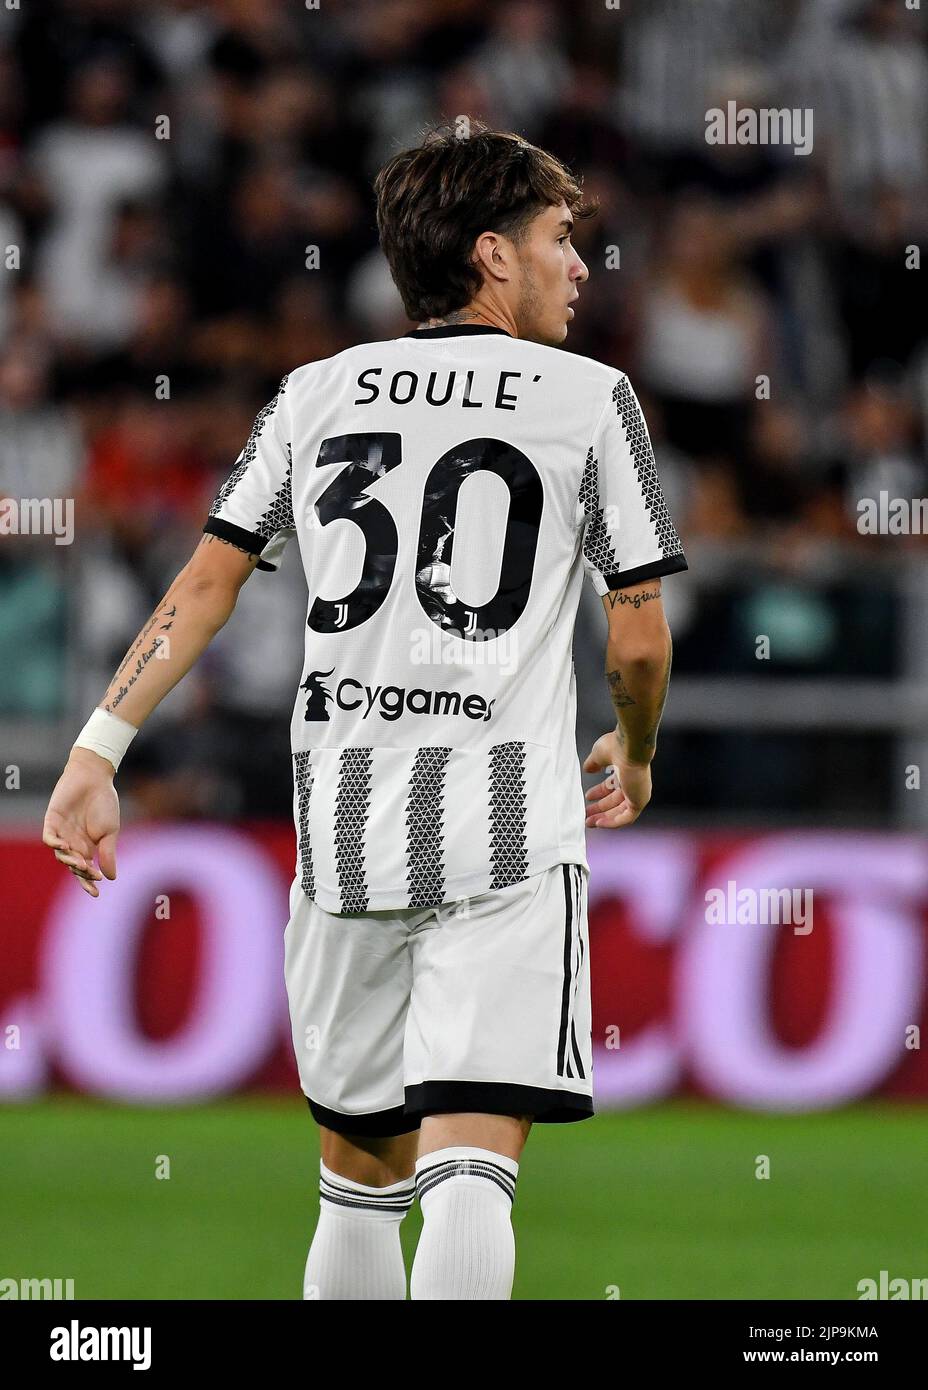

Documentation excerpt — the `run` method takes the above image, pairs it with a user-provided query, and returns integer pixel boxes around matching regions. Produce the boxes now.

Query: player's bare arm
[41,533,260,896]
[583,577,674,829]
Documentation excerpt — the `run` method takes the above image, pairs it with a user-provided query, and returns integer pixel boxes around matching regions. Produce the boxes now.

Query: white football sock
[303,1159,415,1300]
[410,1145,519,1300]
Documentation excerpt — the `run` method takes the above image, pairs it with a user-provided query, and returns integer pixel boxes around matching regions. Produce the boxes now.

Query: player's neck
[416,305,518,337]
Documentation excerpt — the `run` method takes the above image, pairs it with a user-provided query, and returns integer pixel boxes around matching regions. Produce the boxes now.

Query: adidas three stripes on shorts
[282,861,594,1135]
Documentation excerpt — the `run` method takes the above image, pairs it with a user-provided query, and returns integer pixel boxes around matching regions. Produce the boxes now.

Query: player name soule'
[354,366,541,411]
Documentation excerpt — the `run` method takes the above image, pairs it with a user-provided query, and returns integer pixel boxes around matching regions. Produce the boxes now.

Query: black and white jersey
[202,324,687,912]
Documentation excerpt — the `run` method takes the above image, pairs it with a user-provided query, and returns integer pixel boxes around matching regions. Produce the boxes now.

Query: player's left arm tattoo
[609,645,673,764]
[640,648,672,752]
[605,584,661,610]
[607,669,636,712]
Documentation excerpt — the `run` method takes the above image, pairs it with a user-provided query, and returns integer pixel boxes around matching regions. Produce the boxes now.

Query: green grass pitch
[2,1097,924,1300]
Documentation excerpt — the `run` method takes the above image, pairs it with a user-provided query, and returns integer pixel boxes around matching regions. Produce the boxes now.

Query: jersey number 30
[307,432,544,641]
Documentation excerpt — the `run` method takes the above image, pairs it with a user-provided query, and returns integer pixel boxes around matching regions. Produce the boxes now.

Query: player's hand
[583,733,652,828]
[42,748,120,897]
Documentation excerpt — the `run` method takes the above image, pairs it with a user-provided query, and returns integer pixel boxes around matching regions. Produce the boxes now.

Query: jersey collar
[405,324,514,339]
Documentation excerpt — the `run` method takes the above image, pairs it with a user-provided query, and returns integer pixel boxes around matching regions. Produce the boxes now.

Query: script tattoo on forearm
[103,604,177,714]
[605,584,661,610]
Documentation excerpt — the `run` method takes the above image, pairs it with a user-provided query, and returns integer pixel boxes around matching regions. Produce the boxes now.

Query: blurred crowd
[1,0,926,821]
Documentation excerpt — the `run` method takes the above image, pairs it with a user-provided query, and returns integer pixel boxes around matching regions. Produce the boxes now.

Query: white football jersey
[203,324,687,911]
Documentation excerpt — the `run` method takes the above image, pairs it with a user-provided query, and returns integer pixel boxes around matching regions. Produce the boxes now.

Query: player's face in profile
[515,201,589,346]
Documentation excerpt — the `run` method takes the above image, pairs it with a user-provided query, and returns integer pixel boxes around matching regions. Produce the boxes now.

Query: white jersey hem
[300,844,590,914]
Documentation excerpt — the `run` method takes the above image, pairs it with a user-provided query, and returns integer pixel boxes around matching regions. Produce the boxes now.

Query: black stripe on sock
[320,1191,414,1214]
[415,1157,516,1189]
[320,1174,415,1203]
[416,1167,516,1204]
[415,1158,517,1204]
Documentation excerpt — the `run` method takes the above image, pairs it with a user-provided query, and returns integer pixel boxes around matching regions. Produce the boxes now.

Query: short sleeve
[202,374,295,572]
[579,373,688,594]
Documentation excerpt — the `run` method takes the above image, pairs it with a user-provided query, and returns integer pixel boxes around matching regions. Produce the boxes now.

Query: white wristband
[72,707,138,774]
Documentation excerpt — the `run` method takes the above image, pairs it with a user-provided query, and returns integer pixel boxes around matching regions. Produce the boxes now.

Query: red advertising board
[2,825,927,1106]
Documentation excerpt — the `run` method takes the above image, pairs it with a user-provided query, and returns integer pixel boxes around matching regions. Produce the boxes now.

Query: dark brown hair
[374,122,598,322]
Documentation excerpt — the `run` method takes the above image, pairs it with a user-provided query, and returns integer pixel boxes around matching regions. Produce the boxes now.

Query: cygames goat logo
[300,668,496,722]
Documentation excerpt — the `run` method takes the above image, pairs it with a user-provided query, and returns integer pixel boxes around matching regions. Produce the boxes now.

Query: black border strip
[405,1079,593,1124]
[601,552,688,591]
[307,1096,420,1137]
[202,516,277,571]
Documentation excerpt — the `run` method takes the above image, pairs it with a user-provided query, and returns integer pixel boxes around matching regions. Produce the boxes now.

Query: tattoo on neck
[420,309,484,329]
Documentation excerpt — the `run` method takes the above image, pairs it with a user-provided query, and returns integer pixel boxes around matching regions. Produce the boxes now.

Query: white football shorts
[282,861,594,1135]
